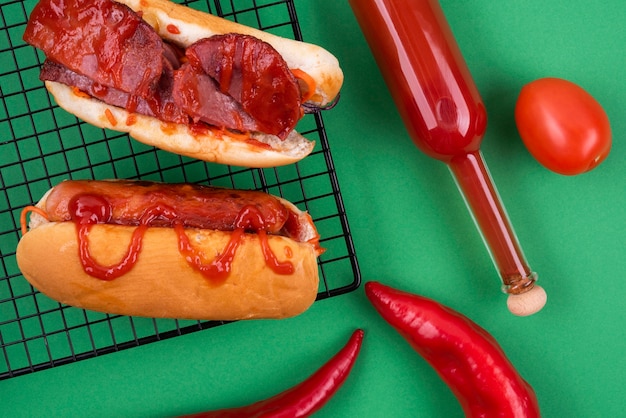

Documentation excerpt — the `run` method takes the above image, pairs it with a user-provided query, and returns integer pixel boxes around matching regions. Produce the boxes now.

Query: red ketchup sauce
[23,0,162,98]
[24,0,305,142]
[175,205,294,283]
[166,24,180,35]
[69,194,142,281]
[349,0,535,292]
[68,195,294,283]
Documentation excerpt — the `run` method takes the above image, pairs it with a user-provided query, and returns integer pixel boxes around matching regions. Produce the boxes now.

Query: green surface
[1,0,625,417]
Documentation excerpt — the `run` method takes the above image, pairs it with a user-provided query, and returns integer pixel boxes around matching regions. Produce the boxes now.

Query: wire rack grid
[0,0,361,380]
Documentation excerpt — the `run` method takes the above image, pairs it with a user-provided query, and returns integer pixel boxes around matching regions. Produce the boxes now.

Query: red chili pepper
[182,329,364,418]
[365,281,540,418]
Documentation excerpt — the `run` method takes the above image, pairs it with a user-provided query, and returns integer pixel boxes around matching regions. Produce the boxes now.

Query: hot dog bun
[46,80,316,168]
[36,0,344,168]
[16,183,321,320]
[17,223,319,320]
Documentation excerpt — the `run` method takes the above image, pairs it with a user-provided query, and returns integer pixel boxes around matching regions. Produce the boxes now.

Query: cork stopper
[507,285,547,316]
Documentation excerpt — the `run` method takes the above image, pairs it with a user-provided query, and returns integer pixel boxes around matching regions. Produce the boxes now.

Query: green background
[2,0,625,416]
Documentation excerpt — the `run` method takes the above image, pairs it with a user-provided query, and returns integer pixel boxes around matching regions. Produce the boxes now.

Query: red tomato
[514,77,611,175]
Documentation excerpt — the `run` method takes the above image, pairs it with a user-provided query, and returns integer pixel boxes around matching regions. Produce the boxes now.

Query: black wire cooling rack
[0,0,361,380]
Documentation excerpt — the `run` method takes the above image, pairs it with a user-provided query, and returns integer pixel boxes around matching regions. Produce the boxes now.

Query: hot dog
[22,0,344,167]
[16,180,322,320]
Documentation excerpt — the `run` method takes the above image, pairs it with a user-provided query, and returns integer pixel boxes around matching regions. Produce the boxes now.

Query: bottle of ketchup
[349,0,546,315]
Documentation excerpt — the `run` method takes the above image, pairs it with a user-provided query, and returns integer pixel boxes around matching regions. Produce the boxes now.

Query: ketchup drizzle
[258,230,294,275]
[69,195,294,282]
[76,223,147,281]
[70,193,144,281]
[175,205,294,282]
[175,224,244,283]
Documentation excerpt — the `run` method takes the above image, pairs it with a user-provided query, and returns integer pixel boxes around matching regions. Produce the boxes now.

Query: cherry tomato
[514,77,611,175]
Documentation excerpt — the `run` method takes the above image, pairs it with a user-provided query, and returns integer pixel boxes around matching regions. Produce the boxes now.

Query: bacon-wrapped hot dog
[16,180,322,320]
[23,0,344,167]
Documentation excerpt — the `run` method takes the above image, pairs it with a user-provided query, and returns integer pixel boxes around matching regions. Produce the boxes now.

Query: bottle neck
[448,151,535,293]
